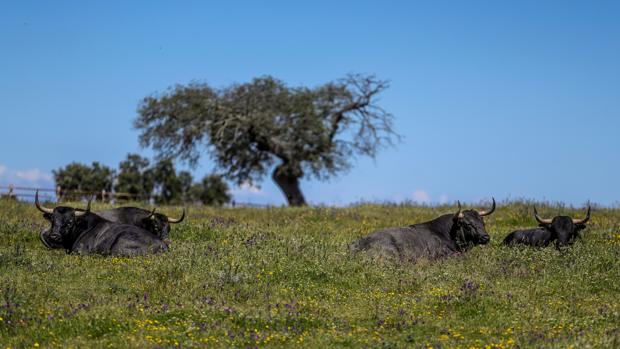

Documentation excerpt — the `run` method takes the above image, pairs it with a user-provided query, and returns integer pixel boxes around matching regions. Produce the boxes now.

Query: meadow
[0,198,619,348]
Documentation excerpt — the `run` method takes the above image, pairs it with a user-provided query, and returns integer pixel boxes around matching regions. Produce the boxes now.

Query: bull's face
[40,212,63,249]
[142,213,170,239]
[36,190,90,250]
[141,209,185,241]
[40,207,81,249]
[534,206,590,249]
[455,211,491,245]
[452,199,495,249]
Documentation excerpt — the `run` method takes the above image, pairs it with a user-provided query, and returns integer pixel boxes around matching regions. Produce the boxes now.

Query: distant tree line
[53,154,230,206]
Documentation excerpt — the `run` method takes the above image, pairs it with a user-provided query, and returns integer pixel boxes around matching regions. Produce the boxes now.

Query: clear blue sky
[1,1,619,206]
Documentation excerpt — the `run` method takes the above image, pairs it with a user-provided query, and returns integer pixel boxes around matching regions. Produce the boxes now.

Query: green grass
[0,198,619,348]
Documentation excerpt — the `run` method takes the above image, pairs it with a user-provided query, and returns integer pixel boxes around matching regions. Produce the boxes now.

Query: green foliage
[53,162,115,199]
[54,156,225,204]
[1,200,619,348]
[152,159,184,205]
[135,74,400,205]
[114,154,154,200]
[188,174,231,206]
[177,171,194,202]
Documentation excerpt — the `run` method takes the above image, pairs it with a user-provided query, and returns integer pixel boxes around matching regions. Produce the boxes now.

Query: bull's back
[503,228,551,247]
[108,225,168,255]
[73,223,167,256]
[352,226,453,260]
[96,208,144,226]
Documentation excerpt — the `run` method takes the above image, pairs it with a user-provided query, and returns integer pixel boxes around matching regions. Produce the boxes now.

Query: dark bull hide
[350,199,496,261]
[96,207,185,241]
[36,191,168,256]
[503,206,591,249]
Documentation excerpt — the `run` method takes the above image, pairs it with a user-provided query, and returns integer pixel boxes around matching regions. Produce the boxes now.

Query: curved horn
[454,201,464,219]
[534,206,552,224]
[167,208,185,223]
[35,190,53,214]
[572,205,591,225]
[476,197,496,217]
[74,195,93,217]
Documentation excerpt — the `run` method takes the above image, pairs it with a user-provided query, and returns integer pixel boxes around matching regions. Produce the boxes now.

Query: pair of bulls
[351,199,592,261]
[36,191,184,256]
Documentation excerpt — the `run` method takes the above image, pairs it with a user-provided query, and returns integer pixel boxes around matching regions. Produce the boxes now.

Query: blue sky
[1,1,618,206]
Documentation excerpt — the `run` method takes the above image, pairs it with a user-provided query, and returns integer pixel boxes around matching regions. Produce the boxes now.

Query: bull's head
[533,206,591,248]
[452,198,496,249]
[36,190,92,250]
[142,208,185,240]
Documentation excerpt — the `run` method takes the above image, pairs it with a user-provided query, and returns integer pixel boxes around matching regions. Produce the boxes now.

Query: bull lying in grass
[96,206,185,243]
[350,199,496,261]
[503,206,591,249]
[38,192,184,243]
[36,191,168,256]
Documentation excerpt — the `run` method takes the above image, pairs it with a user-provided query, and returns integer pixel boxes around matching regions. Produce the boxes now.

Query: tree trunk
[272,165,307,206]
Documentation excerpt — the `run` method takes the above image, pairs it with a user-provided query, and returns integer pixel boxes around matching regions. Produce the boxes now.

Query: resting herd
[34,191,592,260]
[36,191,184,256]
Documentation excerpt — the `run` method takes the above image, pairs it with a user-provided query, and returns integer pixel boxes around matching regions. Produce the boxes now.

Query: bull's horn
[476,197,496,217]
[572,206,591,224]
[35,190,54,214]
[167,208,185,223]
[534,206,552,224]
[454,201,464,219]
[147,207,157,219]
[74,195,93,217]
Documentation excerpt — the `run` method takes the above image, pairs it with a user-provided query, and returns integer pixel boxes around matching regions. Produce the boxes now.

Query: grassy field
[0,198,619,348]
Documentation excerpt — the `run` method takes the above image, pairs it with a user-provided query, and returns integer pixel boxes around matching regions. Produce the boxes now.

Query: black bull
[503,206,591,249]
[38,193,184,241]
[36,192,169,255]
[350,199,496,260]
[96,207,185,241]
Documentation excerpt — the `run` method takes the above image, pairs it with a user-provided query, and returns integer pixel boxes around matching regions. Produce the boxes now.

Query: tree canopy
[135,74,399,205]
[114,154,154,200]
[53,162,115,200]
[54,156,229,206]
[189,174,231,206]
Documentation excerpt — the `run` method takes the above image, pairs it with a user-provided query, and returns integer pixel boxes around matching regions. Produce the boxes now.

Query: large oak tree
[135,74,399,206]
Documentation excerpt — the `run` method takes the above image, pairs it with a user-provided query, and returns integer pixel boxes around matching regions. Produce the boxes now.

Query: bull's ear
[575,223,587,230]
[43,213,52,221]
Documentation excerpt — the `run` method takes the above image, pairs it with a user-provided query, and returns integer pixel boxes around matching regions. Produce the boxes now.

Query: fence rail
[0,185,143,203]
[0,184,271,208]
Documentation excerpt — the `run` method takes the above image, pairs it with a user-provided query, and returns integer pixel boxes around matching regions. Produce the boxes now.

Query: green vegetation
[135,74,399,206]
[53,162,116,200]
[0,199,618,348]
[53,155,230,205]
